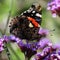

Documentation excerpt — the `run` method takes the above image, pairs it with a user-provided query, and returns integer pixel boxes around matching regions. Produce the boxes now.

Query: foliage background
[0,0,60,60]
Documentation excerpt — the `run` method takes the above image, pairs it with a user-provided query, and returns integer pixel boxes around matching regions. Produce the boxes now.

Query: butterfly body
[9,4,42,41]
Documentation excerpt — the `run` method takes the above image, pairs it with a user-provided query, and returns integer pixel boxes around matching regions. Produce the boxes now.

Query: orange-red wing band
[27,17,39,27]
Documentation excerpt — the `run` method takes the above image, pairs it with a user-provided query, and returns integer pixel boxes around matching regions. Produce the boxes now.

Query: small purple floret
[47,0,60,17]
[0,38,4,52]
[33,43,60,60]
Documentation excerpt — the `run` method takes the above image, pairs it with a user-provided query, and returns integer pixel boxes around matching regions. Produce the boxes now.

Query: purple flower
[47,0,60,17]
[0,35,22,52]
[38,28,49,37]
[9,35,16,42]
[32,43,60,60]
[0,38,4,52]
[38,38,51,49]
[3,35,9,42]
[18,41,39,59]
[52,43,60,50]
[0,47,4,52]
[9,35,21,43]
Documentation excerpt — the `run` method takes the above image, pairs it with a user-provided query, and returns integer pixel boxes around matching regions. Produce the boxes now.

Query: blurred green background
[0,0,60,60]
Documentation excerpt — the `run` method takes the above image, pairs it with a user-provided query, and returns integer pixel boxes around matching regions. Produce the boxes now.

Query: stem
[0,52,2,60]
[3,0,13,35]
[25,56,28,60]
[25,52,30,60]
[2,0,13,60]
[25,56,30,60]
[4,43,10,60]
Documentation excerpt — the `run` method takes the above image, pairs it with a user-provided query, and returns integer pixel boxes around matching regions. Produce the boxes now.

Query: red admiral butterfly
[9,4,42,41]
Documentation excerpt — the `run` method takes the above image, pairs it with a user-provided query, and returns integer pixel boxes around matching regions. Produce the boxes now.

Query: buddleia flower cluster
[0,38,4,52]
[32,43,60,60]
[0,27,49,59]
[0,30,60,60]
[47,0,60,17]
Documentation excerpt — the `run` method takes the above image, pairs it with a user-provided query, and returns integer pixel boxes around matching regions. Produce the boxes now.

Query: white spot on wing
[24,11,26,13]
[27,10,31,13]
[29,7,33,11]
[32,11,35,13]
[21,13,23,15]
[29,23,33,27]
[36,13,42,17]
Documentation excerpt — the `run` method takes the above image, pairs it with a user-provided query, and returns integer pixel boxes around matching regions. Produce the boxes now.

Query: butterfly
[9,4,42,41]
